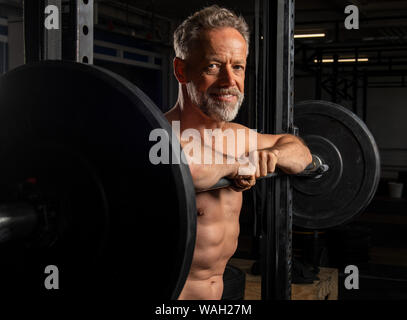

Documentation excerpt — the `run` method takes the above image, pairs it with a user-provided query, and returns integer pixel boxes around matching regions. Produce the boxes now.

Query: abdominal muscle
[178,188,242,300]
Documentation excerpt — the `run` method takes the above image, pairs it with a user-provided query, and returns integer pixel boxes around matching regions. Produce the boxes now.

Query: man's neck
[174,96,226,133]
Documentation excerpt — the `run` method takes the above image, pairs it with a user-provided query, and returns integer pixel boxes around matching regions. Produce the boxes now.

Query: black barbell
[0,61,380,298]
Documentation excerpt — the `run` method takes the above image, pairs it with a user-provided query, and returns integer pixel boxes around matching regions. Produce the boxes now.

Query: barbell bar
[196,154,330,193]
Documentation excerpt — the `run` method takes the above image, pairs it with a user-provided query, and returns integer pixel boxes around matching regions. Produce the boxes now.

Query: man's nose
[218,66,236,87]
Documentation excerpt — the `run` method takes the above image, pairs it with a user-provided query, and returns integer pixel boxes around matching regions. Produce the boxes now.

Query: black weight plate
[293,100,380,229]
[0,61,196,299]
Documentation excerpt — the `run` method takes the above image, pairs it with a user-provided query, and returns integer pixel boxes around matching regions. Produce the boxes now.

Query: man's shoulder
[224,122,281,150]
[224,122,257,134]
[224,122,247,130]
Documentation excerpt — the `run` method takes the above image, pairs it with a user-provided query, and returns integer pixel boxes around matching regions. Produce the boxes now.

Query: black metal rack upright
[23,0,93,64]
[255,0,295,300]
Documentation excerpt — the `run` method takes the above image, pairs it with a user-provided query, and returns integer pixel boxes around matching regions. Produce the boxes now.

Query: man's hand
[230,174,256,192]
[228,150,279,192]
[255,149,278,178]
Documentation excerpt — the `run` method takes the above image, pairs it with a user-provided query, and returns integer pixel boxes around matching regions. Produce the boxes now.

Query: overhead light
[338,58,369,63]
[294,33,326,39]
[313,58,369,63]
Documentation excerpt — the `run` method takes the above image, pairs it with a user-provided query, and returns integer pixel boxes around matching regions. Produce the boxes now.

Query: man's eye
[208,64,219,69]
[234,65,245,70]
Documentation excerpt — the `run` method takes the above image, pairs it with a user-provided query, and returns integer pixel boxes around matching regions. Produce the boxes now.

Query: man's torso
[178,188,242,300]
[165,109,245,300]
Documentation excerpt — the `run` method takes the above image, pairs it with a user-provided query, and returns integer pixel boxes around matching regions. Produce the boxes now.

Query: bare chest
[195,188,243,222]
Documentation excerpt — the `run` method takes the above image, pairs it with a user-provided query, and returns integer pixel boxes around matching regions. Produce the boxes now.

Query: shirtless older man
[165,6,312,300]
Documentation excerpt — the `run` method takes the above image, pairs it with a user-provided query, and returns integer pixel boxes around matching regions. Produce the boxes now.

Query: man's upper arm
[228,122,287,152]
[256,133,288,150]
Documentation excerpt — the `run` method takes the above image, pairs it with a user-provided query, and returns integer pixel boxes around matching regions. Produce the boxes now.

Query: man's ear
[173,57,188,84]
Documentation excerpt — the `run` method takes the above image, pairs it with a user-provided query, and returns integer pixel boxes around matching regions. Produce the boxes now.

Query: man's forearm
[183,140,240,190]
[264,135,312,174]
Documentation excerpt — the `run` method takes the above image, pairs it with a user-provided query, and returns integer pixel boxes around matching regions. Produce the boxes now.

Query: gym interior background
[1,0,406,300]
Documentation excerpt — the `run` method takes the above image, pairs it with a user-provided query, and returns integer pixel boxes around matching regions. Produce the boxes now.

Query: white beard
[186,82,244,122]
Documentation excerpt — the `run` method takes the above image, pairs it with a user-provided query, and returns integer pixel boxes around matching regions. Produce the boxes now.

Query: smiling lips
[210,93,237,102]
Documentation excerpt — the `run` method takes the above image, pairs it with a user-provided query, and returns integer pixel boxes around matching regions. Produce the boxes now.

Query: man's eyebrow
[205,56,224,63]
[205,56,246,65]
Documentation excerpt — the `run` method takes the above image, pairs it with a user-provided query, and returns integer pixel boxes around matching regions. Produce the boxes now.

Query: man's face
[185,27,247,122]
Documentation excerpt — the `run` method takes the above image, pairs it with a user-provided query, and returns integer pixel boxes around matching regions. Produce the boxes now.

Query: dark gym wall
[364,86,407,173]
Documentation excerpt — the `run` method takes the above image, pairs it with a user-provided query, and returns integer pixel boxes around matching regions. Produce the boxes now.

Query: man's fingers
[238,151,258,176]
[237,176,254,185]
[233,148,280,192]
[268,151,278,173]
[233,175,256,191]
[252,150,259,178]
[259,151,268,177]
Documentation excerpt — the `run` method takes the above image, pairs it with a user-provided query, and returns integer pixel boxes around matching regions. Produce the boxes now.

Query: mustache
[207,88,242,96]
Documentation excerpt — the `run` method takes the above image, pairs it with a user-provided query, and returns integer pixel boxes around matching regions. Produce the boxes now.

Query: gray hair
[173,5,250,59]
